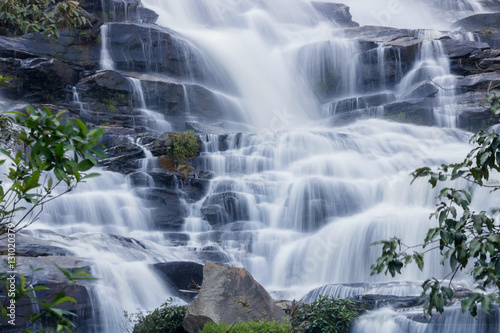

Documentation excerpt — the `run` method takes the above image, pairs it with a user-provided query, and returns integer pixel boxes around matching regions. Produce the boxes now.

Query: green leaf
[77,159,94,172]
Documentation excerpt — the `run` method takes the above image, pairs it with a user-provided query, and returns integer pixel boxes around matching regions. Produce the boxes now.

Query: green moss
[202,321,291,333]
[87,87,130,113]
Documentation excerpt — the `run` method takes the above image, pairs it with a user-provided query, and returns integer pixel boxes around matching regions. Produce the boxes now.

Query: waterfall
[6,0,498,332]
[99,24,114,70]
[126,77,173,132]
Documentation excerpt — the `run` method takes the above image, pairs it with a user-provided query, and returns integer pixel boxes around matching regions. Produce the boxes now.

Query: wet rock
[154,261,203,291]
[326,93,396,115]
[185,121,229,135]
[383,99,435,126]
[343,26,410,44]
[183,262,286,333]
[99,126,138,148]
[440,38,490,59]
[133,188,187,230]
[105,22,226,87]
[451,13,500,31]
[0,57,78,102]
[311,2,359,27]
[101,141,145,174]
[133,75,186,114]
[457,72,500,91]
[400,82,439,100]
[456,92,499,131]
[386,37,423,63]
[163,233,190,246]
[201,192,252,228]
[0,233,71,257]
[0,21,101,69]
[0,256,94,331]
[449,48,500,75]
[475,29,500,50]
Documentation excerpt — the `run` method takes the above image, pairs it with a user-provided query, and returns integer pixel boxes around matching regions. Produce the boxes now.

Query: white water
[4,0,498,332]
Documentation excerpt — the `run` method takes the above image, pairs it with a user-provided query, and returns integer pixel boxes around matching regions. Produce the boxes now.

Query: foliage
[0,104,106,236]
[167,131,200,168]
[371,92,500,318]
[126,298,186,333]
[202,320,292,333]
[0,0,89,38]
[1,261,96,333]
[289,296,358,333]
[0,82,104,331]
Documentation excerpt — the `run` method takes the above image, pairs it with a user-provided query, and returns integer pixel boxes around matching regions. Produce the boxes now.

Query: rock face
[451,13,500,31]
[311,2,359,27]
[183,262,286,333]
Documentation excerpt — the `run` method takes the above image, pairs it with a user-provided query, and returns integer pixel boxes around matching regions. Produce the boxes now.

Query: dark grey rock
[343,26,410,44]
[440,38,490,59]
[311,2,359,27]
[183,262,286,333]
[400,82,439,100]
[451,13,500,31]
[383,99,435,126]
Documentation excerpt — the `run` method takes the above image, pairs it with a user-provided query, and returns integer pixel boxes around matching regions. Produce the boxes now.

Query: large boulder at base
[154,261,203,301]
[183,262,286,333]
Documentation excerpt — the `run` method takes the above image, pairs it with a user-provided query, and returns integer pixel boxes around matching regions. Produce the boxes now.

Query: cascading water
[6,0,498,332]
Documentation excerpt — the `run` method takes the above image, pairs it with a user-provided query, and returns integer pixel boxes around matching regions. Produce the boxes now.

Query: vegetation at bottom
[202,321,291,333]
[125,298,186,333]
[129,295,358,333]
[371,91,500,317]
[288,296,359,333]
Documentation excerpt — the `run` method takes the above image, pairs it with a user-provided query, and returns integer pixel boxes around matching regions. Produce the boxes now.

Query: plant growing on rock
[371,92,500,317]
[167,131,200,168]
[288,296,359,333]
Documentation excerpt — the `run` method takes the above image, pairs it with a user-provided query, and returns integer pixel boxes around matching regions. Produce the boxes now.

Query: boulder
[183,262,286,333]
[451,13,500,31]
[311,2,359,27]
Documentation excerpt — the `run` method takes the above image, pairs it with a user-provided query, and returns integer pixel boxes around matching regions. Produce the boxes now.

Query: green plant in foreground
[126,298,186,333]
[289,296,358,333]
[371,92,500,317]
[202,320,292,333]
[167,131,200,168]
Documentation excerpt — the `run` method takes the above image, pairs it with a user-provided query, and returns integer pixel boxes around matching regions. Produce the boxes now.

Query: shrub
[127,298,186,333]
[168,131,200,168]
[202,320,292,333]
[289,296,359,333]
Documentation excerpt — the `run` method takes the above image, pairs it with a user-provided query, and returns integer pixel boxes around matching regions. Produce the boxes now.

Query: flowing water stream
[7,0,500,331]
